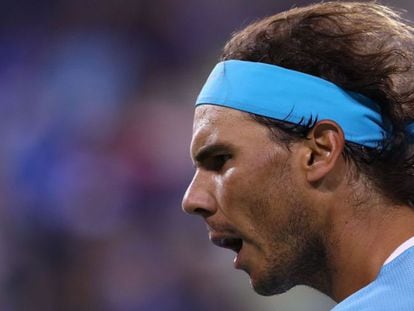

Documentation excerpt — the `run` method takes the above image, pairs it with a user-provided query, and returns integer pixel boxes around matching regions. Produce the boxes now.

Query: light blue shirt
[332,246,414,310]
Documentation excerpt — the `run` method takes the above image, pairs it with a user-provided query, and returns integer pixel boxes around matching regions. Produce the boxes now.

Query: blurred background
[0,0,412,310]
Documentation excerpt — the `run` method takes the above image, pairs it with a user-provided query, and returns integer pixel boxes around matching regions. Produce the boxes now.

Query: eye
[205,154,232,171]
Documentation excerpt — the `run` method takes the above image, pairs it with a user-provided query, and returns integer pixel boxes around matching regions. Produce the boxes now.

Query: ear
[303,120,345,183]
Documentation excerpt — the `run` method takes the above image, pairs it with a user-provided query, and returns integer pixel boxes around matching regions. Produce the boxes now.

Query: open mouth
[210,236,243,253]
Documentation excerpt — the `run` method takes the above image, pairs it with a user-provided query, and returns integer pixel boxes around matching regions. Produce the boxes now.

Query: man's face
[182,105,327,295]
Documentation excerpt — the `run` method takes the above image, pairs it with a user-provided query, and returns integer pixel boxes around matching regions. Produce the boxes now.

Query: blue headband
[407,123,414,144]
[196,60,399,148]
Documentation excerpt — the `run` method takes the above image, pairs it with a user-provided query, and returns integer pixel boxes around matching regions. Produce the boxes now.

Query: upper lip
[209,232,243,253]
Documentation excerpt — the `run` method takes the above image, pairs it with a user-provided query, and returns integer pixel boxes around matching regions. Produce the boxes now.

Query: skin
[182,105,414,302]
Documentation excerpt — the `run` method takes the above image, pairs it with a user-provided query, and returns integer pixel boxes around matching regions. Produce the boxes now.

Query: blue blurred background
[0,1,412,310]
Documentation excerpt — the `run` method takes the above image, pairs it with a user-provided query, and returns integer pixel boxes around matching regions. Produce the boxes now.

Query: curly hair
[221,1,414,206]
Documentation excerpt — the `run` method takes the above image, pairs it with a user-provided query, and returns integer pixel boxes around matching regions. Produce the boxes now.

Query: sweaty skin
[182,105,331,295]
[182,105,414,302]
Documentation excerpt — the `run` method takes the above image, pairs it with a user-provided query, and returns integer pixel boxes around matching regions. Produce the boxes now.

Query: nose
[182,171,217,218]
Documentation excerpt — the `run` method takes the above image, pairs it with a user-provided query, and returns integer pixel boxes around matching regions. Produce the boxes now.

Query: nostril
[193,207,213,218]
[181,194,216,217]
[182,176,216,217]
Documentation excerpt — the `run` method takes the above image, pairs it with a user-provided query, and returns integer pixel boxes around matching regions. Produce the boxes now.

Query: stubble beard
[245,147,332,296]
[251,194,331,296]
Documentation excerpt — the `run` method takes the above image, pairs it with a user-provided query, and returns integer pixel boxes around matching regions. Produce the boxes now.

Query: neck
[323,198,414,302]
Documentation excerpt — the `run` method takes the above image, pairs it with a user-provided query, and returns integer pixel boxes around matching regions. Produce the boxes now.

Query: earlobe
[304,121,345,183]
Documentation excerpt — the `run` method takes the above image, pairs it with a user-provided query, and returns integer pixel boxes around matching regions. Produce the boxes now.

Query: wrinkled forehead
[193,105,243,131]
[190,105,269,157]
[191,105,239,151]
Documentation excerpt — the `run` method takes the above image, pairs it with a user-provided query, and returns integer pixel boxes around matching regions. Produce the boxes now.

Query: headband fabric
[407,123,414,144]
[196,60,392,148]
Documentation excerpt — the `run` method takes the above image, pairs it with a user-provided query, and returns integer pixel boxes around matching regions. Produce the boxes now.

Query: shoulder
[332,247,414,311]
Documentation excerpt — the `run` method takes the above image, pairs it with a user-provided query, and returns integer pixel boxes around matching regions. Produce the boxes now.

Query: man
[182,1,414,310]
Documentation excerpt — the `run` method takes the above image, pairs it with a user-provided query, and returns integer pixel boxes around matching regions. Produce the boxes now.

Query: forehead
[193,105,244,132]
[191,105,270,155]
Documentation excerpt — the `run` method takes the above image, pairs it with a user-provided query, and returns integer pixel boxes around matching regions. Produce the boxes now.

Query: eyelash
[206,154,231,171]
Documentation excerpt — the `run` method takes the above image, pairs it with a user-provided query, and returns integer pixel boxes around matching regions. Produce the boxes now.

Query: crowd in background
[0,0,412,310]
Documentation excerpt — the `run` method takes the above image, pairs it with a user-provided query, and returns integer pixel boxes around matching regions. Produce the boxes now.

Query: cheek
[239,162,299,231]
[215,167,244,205]
[216,164,278,223]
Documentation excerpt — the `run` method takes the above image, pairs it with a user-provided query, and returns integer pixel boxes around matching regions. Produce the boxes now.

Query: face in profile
[182,105,328,295]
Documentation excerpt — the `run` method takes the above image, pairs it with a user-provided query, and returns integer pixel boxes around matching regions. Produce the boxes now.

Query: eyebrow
[193,143,232,165]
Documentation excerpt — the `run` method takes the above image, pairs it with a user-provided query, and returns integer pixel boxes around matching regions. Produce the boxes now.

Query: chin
[249,273,294,296]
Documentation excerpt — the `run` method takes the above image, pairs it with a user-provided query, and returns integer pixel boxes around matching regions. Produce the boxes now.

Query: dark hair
[221,1,414,206]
